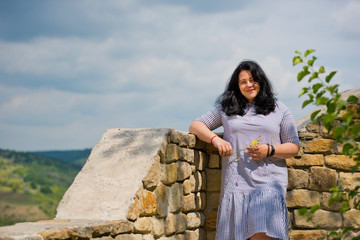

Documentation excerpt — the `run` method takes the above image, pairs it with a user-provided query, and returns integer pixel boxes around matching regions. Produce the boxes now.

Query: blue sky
[0,0,359,151]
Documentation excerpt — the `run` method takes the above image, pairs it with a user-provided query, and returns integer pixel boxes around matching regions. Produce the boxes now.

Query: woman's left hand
[246,144,268,160]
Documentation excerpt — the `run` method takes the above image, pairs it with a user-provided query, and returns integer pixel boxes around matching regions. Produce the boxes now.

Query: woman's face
[238,70,260,103]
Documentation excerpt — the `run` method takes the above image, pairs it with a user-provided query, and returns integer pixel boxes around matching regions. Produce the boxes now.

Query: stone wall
[1,89,360,240]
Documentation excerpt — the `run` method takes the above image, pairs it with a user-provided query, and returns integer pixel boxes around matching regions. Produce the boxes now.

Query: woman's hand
[246,144,268,160]
[212,137,233,157]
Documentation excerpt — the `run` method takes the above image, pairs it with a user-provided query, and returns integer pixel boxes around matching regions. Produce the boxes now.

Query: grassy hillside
[0,149,83,226]
[34,149,91,167]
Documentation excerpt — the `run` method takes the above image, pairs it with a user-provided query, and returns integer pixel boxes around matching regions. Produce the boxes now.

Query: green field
[0,149,86,226]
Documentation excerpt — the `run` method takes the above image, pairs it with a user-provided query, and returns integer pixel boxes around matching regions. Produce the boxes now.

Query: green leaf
[295,50,301,55]
[328,231,338,236]
[325,71,337,83]
[297,69,310,81]
[316,96,329,106]
[308,72,319,82]
[304,49,315,57]
[309,204,321,214]
[310,110,321,121]
[307,56,317,66]
[297,208,308,216]
[299,87,309,97]
[319,66,325,73]
[312,83,323,93]
[334,126,346,139]
[347,95,358,103]
[341,227,353,234]
[343,143,354,156]
[326,84,339,95]
[302,99,313,109]
[351,123,360,136]
[293,56,303,66]
[327,102,336,113]
[337,98,346,110]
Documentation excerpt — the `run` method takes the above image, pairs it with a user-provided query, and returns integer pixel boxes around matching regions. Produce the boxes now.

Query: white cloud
[0,0,359,150]
[333,1,360,37]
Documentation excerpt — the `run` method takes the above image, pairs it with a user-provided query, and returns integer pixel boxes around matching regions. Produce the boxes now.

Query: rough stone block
[184,229,206,240]
[170,130,196,148]
[127,197,141,221]
[208,154,220,169]
[142,235,155,240]
[151,217,164,237]
[143,159,161,191]
[165,144,180,163]
[161,163,177,185]
[325,154,360,171]
[320,192,343,211]
[309,167,337,191]
[289,230,327,240]
[107,220,133,235]
[339,172,360,191]
[186,212,205,229]
[164,144,195,164]
[286,189,320,208]
[182,194,196,212]
[38,228,77,240]
[287,169,309,190]
[205,169,222,192]
[172,234,186,240]
[190,171,203,193]
[306,122,320,133]
[164,213,187,236]
[294,209,342,229]
[164,214,177,236]
[304,139,334,154]
[140,190,157,217]
[194,151,207,170]
[168,183,183,213]
[286,154,324,167]
[154,184,168,218]
[196,192,206,211]
[115,234,142,240]
[177,161,192,181]
[298,131,319,140]
[180,148,195,164]
[183,179,191,195]
[344,209,360,228]
[133,217,153,234]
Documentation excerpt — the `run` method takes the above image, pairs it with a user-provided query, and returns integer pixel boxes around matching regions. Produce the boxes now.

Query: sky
[0,0,359,151]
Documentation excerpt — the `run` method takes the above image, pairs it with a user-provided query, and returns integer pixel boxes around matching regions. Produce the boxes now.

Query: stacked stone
[2,121,360,239]
[118,130,216,240]
[287,122,360,239]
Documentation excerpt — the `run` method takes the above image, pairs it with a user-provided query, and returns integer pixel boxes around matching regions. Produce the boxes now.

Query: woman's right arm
[189,120,232,157]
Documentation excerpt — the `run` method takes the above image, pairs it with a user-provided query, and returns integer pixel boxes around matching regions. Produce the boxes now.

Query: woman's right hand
[212,136,233,157]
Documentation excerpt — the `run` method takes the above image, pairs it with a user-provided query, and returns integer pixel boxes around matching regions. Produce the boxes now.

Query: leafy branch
[293,49,360,239]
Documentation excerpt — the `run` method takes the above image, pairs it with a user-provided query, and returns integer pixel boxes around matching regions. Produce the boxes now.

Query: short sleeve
[279,103,300,146]
[195,106,223,131]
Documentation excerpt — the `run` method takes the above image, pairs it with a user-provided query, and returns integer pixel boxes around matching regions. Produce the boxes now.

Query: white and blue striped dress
[195,101,300,240]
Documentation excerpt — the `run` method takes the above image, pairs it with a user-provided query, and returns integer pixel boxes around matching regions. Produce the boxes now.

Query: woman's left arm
[272,142,300,159]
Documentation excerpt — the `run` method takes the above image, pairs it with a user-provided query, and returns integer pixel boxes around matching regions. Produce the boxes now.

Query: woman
[189,60,300,240]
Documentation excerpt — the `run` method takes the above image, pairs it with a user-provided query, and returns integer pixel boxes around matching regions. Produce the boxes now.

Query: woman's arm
[272,142,300,159]
[247,142,300,160]
[189,120,233,157]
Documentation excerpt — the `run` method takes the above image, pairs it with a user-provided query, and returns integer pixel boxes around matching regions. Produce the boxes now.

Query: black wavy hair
[216,60,276,116]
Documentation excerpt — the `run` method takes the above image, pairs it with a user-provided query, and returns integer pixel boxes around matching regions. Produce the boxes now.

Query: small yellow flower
[252,140,259,146]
